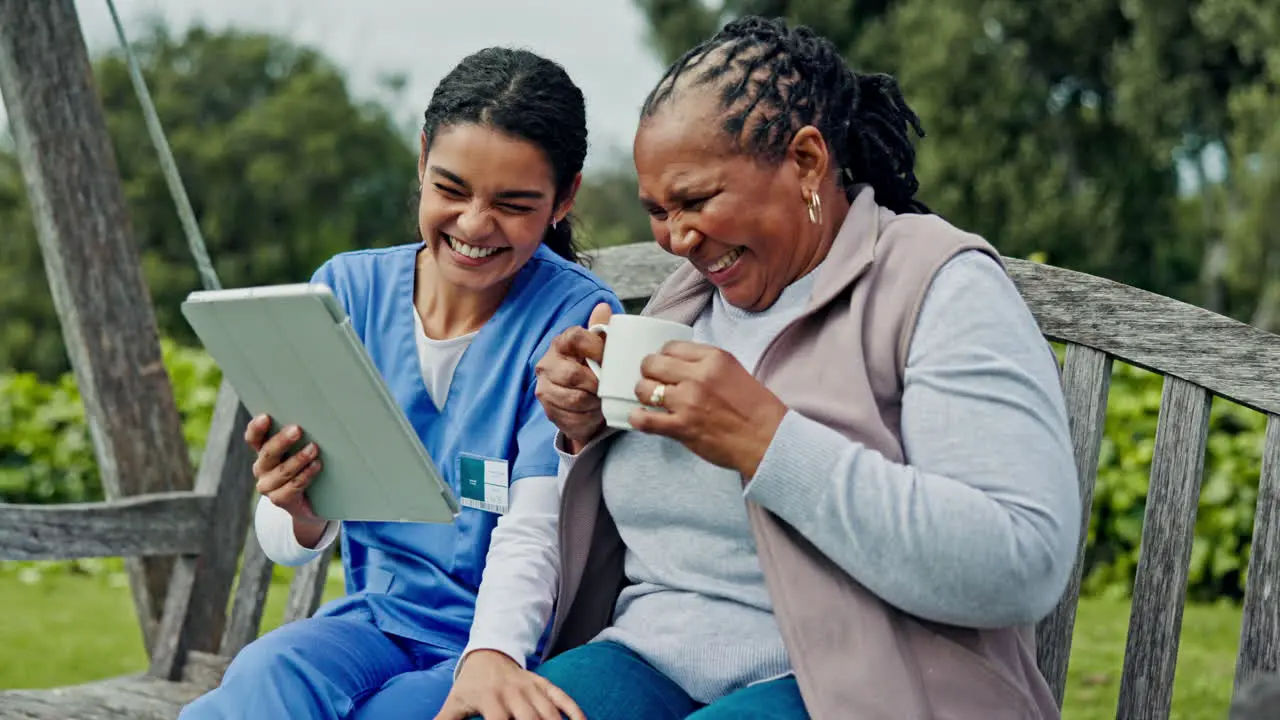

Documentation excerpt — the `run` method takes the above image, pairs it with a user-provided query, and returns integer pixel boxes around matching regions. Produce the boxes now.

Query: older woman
[530,15,1080,720]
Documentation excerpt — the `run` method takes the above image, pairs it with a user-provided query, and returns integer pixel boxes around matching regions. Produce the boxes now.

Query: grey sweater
[587,250,1079,703]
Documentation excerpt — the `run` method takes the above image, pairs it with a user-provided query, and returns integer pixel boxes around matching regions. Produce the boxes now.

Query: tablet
[180,283,461,524]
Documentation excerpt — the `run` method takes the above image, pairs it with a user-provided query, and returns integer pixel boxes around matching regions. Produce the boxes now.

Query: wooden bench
[1,242,1277,719]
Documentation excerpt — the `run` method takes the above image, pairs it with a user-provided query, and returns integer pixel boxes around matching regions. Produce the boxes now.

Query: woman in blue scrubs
[179,47,621,720]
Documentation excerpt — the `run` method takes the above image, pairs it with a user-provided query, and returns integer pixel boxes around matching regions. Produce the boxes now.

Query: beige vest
[545,187,1061,720]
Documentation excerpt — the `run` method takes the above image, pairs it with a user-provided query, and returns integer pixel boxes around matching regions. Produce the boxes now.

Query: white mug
[584,314,694,430]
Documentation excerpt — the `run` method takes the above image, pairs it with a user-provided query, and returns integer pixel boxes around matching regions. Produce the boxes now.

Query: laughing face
[417,123,568,295]
[633,95,831,313]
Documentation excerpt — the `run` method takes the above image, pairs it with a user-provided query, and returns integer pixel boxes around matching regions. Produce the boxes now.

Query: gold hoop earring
[806,191,823,225]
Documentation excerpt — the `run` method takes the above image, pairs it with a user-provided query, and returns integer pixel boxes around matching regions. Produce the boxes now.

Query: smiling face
[634,96,833,312]
[417,123,573,296]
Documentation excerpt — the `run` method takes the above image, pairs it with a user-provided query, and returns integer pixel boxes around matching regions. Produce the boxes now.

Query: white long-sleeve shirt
[255,306,561,668]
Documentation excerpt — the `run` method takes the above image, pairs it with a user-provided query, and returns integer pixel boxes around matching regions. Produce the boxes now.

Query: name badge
[457,453,509,515]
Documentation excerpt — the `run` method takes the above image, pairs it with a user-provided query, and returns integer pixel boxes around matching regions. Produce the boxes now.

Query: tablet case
[181,283,460,524]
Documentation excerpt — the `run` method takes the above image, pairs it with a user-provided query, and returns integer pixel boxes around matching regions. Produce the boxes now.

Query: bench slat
[987,259,1280,416]
[220,529,276,657]
[588,242,681,304]
[149,385,261,681]
[1117,376,1212,719]
[1036,343,1113,706]
[1235,414,1280,691]
[0,493,212,561]
[181,650,231,691]
[181,383,258,656]
[283,543,338,625]
[0,673,210,720]
[149,554,200,680]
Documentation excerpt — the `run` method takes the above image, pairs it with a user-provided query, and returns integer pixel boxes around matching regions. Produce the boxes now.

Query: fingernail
[286,426,301,440]
[303,443,317,458]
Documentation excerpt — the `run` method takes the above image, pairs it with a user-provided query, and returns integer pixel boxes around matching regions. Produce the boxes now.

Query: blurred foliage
[574,149,652,253]
[0,340,219,504]
[0,24,418,377]
[1081,363,1267,601]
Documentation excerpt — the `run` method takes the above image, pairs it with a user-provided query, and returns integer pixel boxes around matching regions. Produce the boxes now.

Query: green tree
[0,146,57,374]
[574,149,652,252]
[0,23,417,377]
[1198,0,1280,330]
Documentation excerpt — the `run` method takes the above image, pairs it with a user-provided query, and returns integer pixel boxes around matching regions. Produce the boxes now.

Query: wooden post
[0,0,196,654]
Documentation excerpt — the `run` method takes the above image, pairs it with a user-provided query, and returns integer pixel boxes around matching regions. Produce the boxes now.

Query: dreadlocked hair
[641,15,929,215]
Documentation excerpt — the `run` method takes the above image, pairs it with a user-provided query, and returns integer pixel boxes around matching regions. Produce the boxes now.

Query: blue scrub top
[307,241,622,656]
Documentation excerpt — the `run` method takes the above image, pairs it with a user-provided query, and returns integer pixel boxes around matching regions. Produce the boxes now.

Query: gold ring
[648,383,667,408]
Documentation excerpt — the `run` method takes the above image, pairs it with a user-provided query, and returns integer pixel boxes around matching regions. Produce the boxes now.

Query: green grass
[1063,598,1240,719]
[0,560,347,691]
[0,562,1242,718]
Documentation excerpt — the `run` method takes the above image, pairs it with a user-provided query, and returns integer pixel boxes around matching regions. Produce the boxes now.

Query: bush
[0,343,1268,600]
[0,340,221,504]
[1082,362,1267,601]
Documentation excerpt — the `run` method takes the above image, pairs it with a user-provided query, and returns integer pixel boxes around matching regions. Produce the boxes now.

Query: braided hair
[641,16,929,215]
[422,47,588,263]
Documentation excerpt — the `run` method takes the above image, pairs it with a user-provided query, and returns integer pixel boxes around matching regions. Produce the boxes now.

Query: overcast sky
[51,0,666,169]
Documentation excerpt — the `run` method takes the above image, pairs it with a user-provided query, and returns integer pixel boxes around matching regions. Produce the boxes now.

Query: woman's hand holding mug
[535,303,699,454]
[534,303,615,453]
